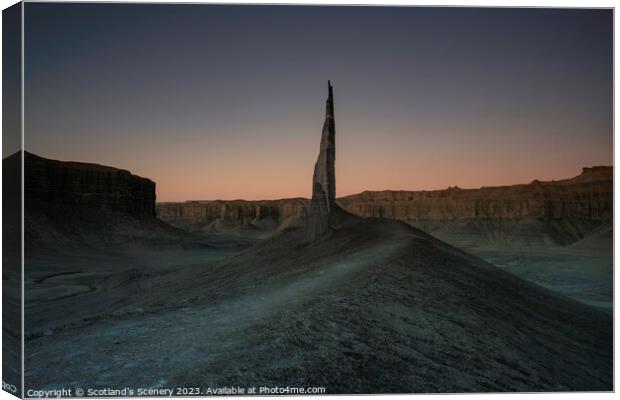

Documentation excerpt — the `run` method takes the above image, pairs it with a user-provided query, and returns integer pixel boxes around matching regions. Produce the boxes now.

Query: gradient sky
[23,4,612,201]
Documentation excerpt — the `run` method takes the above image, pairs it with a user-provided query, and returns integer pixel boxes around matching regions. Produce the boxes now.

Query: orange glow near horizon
[32,123,611,203]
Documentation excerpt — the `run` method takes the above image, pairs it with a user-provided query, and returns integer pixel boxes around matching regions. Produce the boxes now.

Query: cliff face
[338,167,612,222]
[22,152,181,249]
[25,152,156,216]
[157,166,612,246]
[157,199,307,235]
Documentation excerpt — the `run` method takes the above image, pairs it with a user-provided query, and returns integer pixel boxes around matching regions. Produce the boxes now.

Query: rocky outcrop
[157,166,612,246]
[338,167,612,248]
[21,152,183,249]
[338,166,612,222]
[307,81,343,240]
[25,152,156,216]
[157,199,307,235]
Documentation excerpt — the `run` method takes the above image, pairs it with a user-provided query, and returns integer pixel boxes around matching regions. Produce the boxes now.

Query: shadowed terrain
[157,167,613,310]
[25,218,612,392]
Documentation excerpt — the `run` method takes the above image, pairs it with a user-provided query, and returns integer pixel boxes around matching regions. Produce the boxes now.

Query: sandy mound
[27,216,611,393]
[176,217,611,391]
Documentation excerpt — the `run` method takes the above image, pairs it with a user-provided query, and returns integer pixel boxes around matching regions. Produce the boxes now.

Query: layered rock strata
[338,167,612,222]
[20,152,182,249]
[156,199,308,233]
[157,166,612,246]
[24,151,156,216]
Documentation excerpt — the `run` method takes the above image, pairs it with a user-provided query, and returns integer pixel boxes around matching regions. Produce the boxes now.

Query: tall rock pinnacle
[308,80,341,240]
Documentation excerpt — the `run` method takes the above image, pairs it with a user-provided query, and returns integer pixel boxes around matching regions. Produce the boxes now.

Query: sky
[22,4,612,201]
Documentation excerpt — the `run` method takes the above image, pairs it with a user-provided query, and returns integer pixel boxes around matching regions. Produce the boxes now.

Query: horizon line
[155,164,613,203]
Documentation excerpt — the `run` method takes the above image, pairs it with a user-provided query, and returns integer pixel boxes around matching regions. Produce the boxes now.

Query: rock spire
[307,81,342,240]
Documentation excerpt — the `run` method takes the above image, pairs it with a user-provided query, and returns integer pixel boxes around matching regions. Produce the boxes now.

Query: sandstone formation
[338,166,612,222]
[156,198,307,235]
[25,151,156,216]
[307,80,343,240]
[157,166,612,247]
[21,152,181,249]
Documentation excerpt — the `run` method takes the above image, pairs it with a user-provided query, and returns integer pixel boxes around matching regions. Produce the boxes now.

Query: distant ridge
[157,166,612,247]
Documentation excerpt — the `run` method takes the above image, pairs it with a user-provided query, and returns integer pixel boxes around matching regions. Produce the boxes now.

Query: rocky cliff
[22,152,182,249]
[157,166,612,247]
[339,167,612,248]
[338,166,612,222]
[25,151,156,216]
[157,199,308,237]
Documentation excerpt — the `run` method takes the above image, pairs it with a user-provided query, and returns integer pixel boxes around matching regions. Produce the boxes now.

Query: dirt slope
[26,217,612,393]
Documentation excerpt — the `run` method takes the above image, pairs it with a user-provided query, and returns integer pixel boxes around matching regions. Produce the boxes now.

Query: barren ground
[24,218,612,393]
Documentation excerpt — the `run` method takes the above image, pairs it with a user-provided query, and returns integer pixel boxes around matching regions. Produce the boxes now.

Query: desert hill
[25,217,612,392]
[186,218,611,391]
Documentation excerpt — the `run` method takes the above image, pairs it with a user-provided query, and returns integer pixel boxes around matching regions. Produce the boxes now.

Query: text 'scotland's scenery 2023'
[1,3,613,397]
